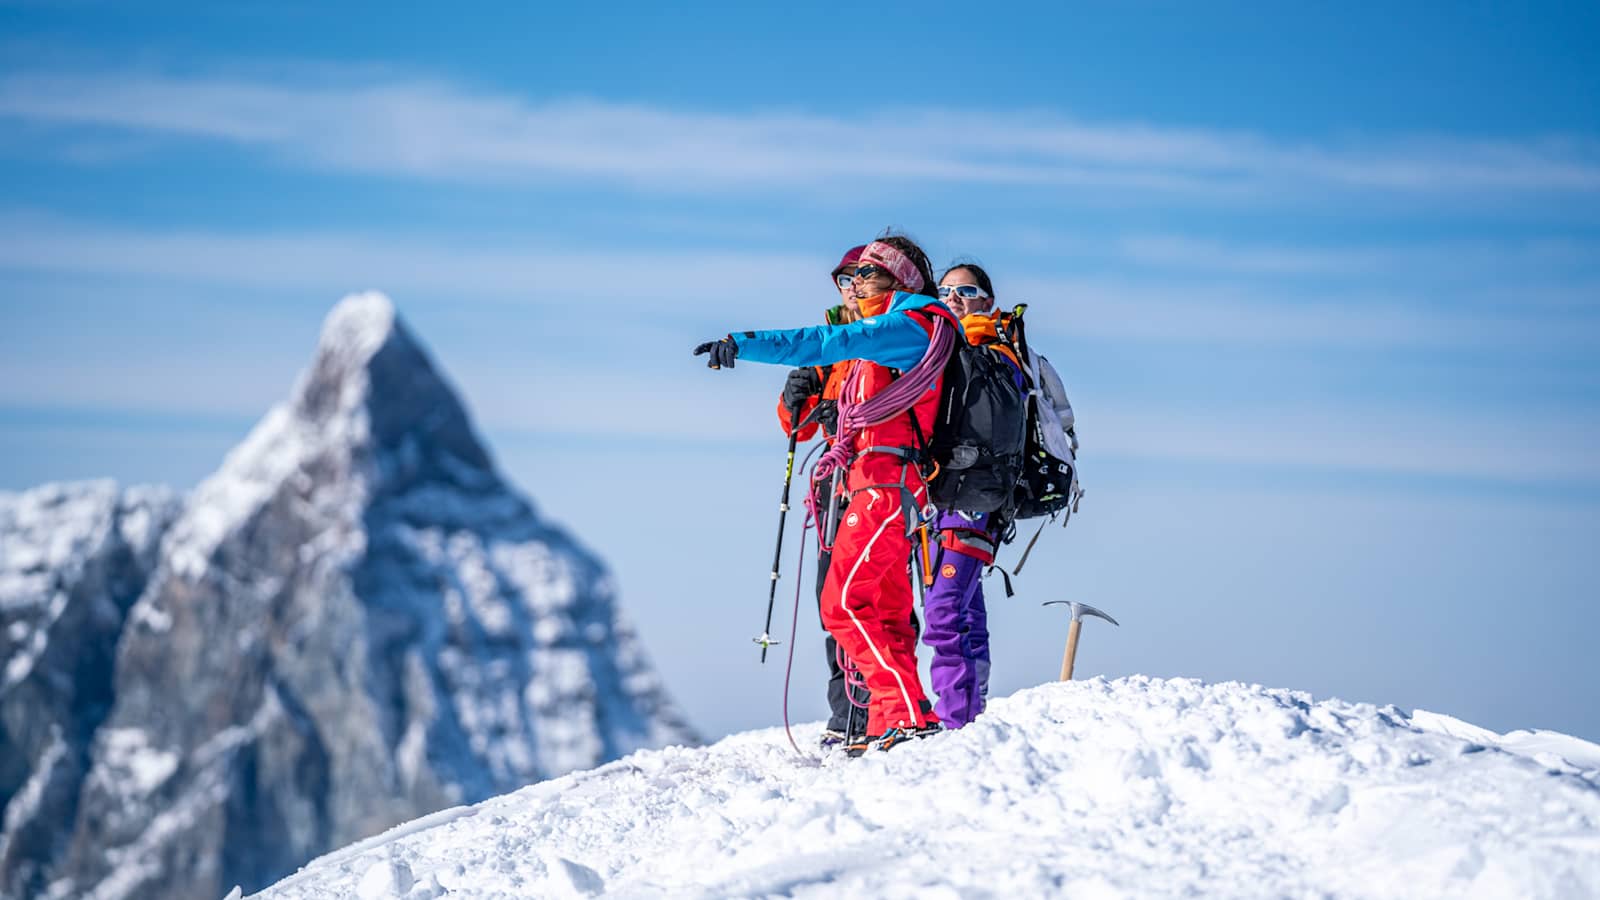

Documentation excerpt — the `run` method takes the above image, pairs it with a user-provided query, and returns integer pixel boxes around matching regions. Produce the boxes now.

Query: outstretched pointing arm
[732,312,932,371]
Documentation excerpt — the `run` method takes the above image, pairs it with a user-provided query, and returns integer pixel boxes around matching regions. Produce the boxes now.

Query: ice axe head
[1043,600,1120,627]
[1043,600,1119,681]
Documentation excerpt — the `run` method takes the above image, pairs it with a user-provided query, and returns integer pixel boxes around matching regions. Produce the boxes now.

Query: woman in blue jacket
[696,236,960,753]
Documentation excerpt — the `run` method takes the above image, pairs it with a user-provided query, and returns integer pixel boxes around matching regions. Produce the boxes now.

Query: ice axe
[1043,600,1119,681]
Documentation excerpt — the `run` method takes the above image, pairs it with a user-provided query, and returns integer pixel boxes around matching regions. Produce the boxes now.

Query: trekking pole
[754,427,801,662]
[756,407,822,661]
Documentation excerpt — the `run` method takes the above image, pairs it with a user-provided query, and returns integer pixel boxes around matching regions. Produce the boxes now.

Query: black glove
[692,337,739,370]
[813,398,839,435]
[781,367,823,417]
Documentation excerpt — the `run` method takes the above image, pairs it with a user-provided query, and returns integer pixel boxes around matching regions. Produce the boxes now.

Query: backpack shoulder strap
[997,305,1038,387]
[904,302,961,334]
[1000,305,1028,352]
[899,303,960,468]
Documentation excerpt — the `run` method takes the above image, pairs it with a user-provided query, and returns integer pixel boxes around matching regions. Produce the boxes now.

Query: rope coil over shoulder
[812,311,958,484]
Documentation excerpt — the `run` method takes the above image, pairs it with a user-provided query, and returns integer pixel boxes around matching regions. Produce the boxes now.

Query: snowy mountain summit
[0,293,693,900]
[256,676,1600,900]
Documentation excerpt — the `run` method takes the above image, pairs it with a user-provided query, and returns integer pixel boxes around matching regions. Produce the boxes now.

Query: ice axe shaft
[1044,600,1119,681]
[1060,619,1082,681]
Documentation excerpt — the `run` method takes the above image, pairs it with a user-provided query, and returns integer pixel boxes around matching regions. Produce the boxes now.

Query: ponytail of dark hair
[876,230,939,298]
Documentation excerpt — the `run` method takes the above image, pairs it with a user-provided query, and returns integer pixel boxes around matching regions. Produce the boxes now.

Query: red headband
[859,241,924,292]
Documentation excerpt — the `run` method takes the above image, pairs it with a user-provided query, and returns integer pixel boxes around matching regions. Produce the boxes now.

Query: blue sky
[2,2,1598,743]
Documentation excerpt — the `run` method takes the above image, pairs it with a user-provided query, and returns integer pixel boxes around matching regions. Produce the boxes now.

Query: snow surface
[252,676,1600,899]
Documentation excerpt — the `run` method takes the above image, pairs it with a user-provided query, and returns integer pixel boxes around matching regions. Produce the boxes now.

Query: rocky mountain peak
[293,291,492,476]
[164,293,496,580]
[3,293,695,900]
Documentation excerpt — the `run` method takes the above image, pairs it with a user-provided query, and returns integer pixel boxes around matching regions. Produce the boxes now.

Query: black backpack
[910,307,1029,516]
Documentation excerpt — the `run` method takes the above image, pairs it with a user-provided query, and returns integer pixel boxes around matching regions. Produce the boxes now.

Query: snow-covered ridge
[255,676,1600,900]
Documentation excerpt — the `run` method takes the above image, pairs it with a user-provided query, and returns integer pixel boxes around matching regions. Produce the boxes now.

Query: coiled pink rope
[812,312,957,483]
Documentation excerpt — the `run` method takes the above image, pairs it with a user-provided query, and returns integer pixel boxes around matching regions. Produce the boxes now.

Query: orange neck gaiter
[859,292,893,317]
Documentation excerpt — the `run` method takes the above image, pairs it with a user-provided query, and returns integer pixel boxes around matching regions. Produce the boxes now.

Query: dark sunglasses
[853,264,891,281]
[834,272,854,289]
[938,284,990,300]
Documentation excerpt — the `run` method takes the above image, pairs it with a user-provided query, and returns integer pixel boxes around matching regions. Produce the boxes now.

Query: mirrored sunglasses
[938,284,990,300]
[834,272,855,289]
[853,264,891,281]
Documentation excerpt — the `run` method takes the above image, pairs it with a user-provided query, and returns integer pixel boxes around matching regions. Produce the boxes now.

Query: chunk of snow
[541,854,603,897]
[97,728,179,794]
[355,859,412,899]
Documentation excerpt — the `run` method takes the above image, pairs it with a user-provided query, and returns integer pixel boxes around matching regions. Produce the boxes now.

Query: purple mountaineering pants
[921,510,995,728]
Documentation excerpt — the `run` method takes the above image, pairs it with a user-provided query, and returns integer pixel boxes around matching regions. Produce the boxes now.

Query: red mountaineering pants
[819,451,939,736]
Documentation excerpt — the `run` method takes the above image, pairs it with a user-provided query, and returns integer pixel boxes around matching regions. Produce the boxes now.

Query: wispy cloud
[4,215,1593,354]
[1,208,1592,485]
[1112,234,1600,280]
[2,66,1598,198]
[1015,275,1600,353]
[442,361,1600,486]
[0,213,820,308]
[1089,406,1600,486]
[8,348,1594,487]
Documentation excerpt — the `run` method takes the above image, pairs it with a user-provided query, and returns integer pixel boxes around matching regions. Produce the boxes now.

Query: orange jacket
[775,306,858,441]
[960,309,1021,367]
[776,362,849,441]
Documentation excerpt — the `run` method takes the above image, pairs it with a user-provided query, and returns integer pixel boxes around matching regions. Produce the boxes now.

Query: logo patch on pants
[941,563,957,579]
[846,512,859,527]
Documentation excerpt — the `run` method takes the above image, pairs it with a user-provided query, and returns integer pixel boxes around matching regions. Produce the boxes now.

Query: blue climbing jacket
[733,292,963,372]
